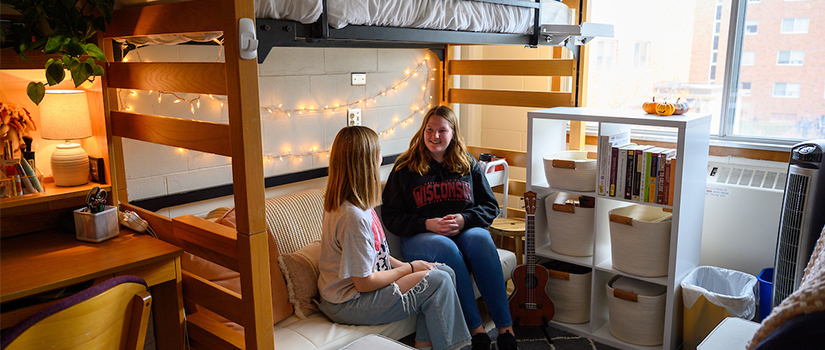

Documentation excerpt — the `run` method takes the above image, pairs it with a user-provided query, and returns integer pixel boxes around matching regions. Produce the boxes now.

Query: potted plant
[1,0,113,105]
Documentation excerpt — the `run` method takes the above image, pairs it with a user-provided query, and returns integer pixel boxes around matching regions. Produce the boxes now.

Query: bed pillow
[277,240,322,319]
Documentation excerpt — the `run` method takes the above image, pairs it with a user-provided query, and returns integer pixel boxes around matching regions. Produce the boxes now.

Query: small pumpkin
[642,97,658,114]
[673,98,690,115]
[655,101,676,116]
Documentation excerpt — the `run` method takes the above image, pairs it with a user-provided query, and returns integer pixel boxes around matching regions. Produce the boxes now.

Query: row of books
[597,131,677,205]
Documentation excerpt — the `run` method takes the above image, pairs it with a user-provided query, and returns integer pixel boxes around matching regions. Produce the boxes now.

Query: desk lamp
[40,90,93,187]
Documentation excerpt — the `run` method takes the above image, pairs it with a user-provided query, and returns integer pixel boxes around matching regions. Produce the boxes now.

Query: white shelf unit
[526,107,711,350]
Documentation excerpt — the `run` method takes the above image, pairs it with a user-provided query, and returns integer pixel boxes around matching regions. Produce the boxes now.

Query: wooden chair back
[1,275,152,350]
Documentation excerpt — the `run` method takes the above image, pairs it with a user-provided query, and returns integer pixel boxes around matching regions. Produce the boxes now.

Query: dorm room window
[583,0,824,144]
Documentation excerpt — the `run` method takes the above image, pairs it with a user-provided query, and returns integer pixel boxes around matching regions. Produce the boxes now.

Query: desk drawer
[116,258,178,286]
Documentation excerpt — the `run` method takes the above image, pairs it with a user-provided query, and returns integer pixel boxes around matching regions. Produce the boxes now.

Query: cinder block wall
[121,45,433,216]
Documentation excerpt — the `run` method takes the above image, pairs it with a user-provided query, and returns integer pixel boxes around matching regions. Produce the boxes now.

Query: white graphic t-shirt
[318,201,391,303]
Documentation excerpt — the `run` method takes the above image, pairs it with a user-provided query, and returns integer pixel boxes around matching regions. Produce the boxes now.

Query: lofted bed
[98,0,611,349]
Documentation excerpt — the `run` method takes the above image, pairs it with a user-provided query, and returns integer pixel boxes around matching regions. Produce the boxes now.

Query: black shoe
[471,332,491,350]
[496,330,518,350]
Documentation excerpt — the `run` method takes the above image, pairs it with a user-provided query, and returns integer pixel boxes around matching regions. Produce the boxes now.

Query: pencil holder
[74,205,119,242]
[0,159,45,199]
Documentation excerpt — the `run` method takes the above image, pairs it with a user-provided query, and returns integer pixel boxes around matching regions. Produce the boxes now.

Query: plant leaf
[27,82,46,105]
[64,55,80,70]
[66,38,85,57]
[46,60,66,86]
[92,63,105,76]
[71,63,92,87]
[44,35,65,54]
[85,43,107,62]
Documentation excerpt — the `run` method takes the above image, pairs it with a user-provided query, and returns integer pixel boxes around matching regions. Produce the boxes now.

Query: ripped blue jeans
[318,264,470,350]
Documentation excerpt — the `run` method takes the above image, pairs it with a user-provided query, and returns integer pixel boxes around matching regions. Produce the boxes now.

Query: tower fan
[772,140,825,307]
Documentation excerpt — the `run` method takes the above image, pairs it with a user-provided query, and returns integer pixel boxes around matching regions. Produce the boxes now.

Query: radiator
[700,159,786,276]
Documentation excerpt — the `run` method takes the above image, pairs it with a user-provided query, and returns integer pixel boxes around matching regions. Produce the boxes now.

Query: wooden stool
[488,217,525,264]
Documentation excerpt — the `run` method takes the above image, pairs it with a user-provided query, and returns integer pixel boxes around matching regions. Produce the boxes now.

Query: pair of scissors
[86,186,108,213]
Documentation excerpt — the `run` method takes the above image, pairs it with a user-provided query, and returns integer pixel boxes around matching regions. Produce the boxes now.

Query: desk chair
[485,159,526,264]
[1,275,153,350]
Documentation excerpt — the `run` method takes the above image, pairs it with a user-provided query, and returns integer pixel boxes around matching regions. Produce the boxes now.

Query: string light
[260,59,431,117]
[119,89,226,115]
[117,49,434,160]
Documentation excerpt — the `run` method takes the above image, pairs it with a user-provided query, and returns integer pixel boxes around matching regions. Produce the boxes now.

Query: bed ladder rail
[182,271,245,325]
[103,0,280,348]
[187,312,246,350]
[105,0,224,38]
[447,58,577,108]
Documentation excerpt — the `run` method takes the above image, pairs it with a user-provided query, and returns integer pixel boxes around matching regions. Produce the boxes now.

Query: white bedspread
[257,0,569,34]
[123,0,569,45]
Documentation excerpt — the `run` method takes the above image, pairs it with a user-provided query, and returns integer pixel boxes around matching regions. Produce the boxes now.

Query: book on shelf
[641,147,666,203]
[631,145,655,201]
[598,131,630,196]
[650,148,676,204]
[624,147,635,200]
[668,155,677,206]
[609,142,635,197]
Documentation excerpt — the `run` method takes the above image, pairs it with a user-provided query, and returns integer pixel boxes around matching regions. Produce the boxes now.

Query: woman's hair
[324,126,383,212]
[395,105,471,175]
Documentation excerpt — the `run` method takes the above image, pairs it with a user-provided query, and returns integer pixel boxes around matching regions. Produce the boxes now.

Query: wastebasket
[757,267,773,322]
[681,266,757,350]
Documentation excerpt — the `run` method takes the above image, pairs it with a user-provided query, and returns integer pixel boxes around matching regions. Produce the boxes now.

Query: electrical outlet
[347,108,362,126]
[351,73,366,86]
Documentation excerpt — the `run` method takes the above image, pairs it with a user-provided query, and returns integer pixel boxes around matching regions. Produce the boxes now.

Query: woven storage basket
[606,275,667,346]
[542,260,591,324]
[608,205,672,277]
[542,151,597,192]
[545,192,594,256]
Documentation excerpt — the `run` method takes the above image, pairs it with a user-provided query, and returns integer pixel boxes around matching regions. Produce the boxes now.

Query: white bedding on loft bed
[124,0,570,45]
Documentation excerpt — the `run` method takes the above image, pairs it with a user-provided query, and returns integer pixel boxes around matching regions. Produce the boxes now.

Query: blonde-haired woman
[318,126,469,350]
[381,107,518,350]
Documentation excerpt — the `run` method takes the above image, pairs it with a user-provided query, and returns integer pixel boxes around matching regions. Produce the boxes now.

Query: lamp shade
[39,90,93,141]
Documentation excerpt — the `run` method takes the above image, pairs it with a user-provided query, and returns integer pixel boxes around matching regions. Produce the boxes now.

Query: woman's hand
[425,214,464,236]
[410,260,433,273]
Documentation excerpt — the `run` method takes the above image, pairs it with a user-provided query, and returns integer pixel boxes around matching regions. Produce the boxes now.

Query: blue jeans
[318,264,469,350]
[400,227,513,331]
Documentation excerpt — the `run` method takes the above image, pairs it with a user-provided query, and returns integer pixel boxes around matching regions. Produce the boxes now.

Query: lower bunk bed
[100,0,602,349]
[127,186,517,349]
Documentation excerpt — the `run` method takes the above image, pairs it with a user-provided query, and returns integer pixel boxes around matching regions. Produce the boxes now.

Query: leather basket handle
[552,203,575,214]
[609,213,633,226]
[552,159,576,169]
[548,270,570,280]
[613,289,638,302]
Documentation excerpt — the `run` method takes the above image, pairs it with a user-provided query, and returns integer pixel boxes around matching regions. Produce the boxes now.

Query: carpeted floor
[457,325,620,350]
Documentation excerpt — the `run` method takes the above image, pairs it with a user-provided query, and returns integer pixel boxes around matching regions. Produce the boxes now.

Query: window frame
[716,0,798,150]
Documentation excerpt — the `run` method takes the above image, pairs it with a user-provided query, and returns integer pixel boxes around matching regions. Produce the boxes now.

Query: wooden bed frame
[99,0,590,348]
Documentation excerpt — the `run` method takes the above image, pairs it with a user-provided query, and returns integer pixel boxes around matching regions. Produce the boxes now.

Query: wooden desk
[1,229,185,349]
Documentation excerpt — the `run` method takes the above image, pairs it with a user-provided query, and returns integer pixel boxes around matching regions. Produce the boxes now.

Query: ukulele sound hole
[523,275,538,289]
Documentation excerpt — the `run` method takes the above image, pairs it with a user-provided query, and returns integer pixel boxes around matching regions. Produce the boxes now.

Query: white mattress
[124,0,570,45]
[259,0,570,34]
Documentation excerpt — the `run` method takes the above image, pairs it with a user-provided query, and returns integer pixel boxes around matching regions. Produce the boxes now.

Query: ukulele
[508,191,555,326]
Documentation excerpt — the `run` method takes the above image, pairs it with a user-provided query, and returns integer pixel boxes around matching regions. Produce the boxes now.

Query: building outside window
[585,0,824,142]
[773,83,801,98]
[745,19,759,34]
[634,42,650,68]
[741,82,752,97]
[742,51,755,66]
[593,39,617,70]
[781,18,809,33]
[777,50,804,66]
